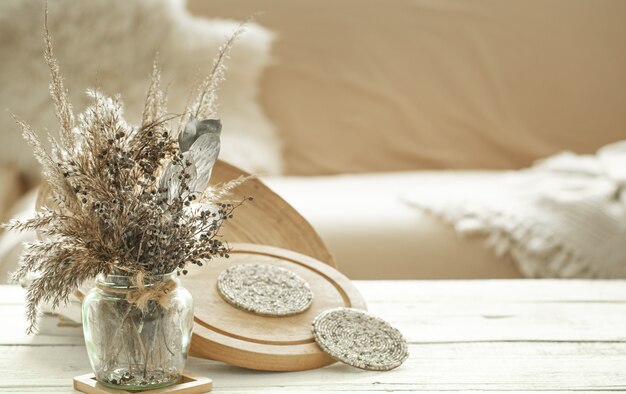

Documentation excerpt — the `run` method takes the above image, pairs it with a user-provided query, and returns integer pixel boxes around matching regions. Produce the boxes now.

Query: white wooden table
[2,280,626,393]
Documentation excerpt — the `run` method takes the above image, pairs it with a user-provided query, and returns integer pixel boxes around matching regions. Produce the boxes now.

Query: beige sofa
[1,1,625,280]
[190,0,626,279]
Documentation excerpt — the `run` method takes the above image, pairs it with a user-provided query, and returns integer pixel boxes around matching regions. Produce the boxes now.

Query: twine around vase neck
[97,271,178,311]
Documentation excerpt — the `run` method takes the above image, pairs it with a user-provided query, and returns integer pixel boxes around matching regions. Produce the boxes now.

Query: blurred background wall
[191,0,626,175]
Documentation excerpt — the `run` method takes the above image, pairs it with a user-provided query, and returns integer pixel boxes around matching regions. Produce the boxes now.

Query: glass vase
[82,272,194,391]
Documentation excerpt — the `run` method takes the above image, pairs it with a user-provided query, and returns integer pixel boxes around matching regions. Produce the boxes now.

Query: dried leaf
[187,134,220,194]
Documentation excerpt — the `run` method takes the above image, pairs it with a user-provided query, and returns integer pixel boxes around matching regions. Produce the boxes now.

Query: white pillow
[0,0,282,176]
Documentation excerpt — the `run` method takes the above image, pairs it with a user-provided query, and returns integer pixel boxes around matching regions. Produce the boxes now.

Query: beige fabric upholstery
[263,172,522,280]
[0,173,520,282]
[0,167,23,223]
[191,0,626,175]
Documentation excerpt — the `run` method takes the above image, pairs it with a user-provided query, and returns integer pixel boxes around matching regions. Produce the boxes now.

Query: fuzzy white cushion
[0,0,282,177]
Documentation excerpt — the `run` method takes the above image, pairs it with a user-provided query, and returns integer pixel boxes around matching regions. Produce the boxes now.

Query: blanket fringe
[411,201,605,279]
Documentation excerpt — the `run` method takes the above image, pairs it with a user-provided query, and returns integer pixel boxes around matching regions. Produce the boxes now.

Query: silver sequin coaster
[312,307,409,371]
[217,263,313,316]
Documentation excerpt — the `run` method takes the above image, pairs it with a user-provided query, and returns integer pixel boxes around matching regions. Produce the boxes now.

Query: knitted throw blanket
[404,141,626,278]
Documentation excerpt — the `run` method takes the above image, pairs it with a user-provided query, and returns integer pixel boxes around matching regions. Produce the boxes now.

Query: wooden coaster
[183,243,367,372]
[73,372,212,393]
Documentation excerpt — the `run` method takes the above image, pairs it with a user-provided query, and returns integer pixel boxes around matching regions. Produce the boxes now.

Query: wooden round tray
[184,243,366,372]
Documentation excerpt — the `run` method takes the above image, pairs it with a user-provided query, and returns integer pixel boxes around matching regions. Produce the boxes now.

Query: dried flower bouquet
[4,6,256,389]
[5,8,250,335]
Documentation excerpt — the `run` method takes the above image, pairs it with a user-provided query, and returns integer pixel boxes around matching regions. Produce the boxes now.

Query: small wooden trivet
[73,372,212,393]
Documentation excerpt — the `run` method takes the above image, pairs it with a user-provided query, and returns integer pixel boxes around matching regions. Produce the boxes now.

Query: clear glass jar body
[82,272,194,391]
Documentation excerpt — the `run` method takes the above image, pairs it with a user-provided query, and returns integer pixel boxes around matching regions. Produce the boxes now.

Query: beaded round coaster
[217,263,313,316]
[312,307,409,371]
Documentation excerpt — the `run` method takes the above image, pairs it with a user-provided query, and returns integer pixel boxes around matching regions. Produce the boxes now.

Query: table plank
[2,342,626,392]
[7,303,626,345]
[6,280,626,306]
[2,280,626,392]
[356,280,626,302]
[6,282,626,344]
